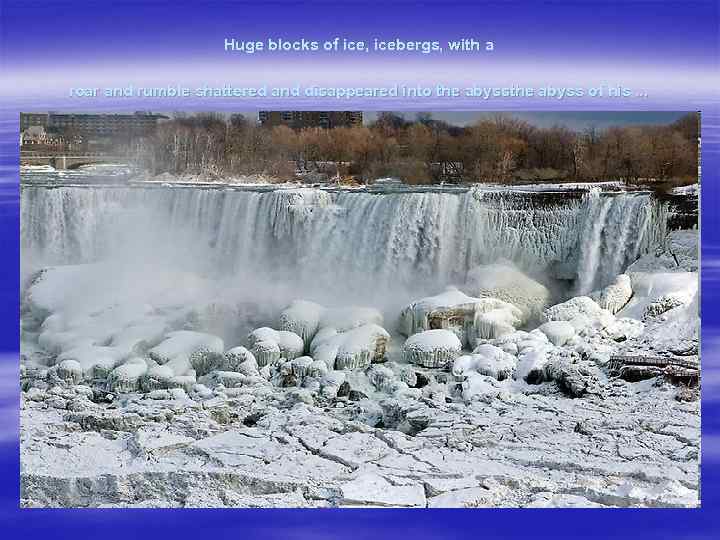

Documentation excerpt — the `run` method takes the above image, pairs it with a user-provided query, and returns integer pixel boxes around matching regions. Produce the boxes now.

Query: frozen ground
[19,179,699,508]
[19,224,700,508]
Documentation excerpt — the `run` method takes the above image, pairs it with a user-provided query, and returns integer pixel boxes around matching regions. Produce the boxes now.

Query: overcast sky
[361,111,693,130]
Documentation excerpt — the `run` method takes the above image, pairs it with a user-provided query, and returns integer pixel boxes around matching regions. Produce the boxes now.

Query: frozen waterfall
[21,185,667,298]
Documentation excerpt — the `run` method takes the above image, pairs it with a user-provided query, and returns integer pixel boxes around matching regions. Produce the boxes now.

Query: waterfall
[21,185,668,301]
[574,190,667,294]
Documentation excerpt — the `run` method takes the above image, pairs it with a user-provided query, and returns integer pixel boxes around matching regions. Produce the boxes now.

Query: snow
[279,301,383,352]
[590,274,633,314]
[340,473,426,507]
[289,356,314,378]
[148,331,224,370]
[56,345,127,379]
[403,329,462,368]
[310,324,390,370]
[399,287,521,347]
[248,328,304,366]
[461,374,502,402]
[627,230,698,273]
[465,262,551,323]
[224,346,258,373]
[621,272,697,321]
[107,358,149,393]
[279,300,324,349]
[109,321,168,354]
[473,305,522,341]
[538,321,576,346]
[672,183,699,196]
[453,344,516,381]
[18,181,700,508]
[54,359,83,385]
[544,296,614,332]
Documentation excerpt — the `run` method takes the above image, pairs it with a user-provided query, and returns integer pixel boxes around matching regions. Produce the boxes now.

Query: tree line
[127,112,699,186]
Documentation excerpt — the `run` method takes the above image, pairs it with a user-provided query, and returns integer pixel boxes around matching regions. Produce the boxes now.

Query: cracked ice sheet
[20,371,699,509]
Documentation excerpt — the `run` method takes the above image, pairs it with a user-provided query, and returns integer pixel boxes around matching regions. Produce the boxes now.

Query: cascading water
[574,189,667,294]
[20,184,668,303]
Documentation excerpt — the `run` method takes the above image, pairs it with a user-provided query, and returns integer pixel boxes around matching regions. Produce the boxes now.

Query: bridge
[20,151,129,170]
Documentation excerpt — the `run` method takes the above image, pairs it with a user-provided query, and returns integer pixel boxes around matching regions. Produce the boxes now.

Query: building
[20,112,169,138]
[20,125,65,149]
[258,111,363,129]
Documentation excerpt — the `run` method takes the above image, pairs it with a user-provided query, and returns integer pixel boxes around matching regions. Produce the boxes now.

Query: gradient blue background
[1,0,719,537]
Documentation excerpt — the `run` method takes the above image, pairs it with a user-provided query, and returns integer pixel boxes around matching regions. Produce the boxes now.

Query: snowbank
[620,272,698,321]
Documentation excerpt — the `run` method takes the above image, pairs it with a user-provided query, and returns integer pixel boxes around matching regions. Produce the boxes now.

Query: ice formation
[590,274,633,314]
[21,185,668,295]
[148,331,225,374]
[465,262,551,323]
[472,303,523,342]
[398,287,522,347]
[620,271,698,321]
[19,182,699,508]
[538,321,576,346]
[402,329,463,368]
[279,300,324,350]
[310,324,390,370]
[279,301,383,352]
[247,327,304,367]
[452,344,516,381]
[544,296,615,333]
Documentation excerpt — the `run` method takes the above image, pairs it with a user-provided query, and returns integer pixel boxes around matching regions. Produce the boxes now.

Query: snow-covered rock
[453,344,516,381]
[278,300,324,350]
[461,373,502,402]
[140,363,196,392]
[279,301,383,353]
[109,320,167,355]
[620,272,698,321]
[473,303,523,342]
[247,328,304,367]
[289,356,314,378]
[590,274,633,314]
[310,324,390,370]
[399,288,480,341]
[399,287,521,347]
[402,329,462,368]
[538,321,575,346]
[492,330,554,383]
[148,331,224,370]
[56,345,127,380]
[339,473,426,507]
[107,357,149,393]
[223,346,258,373]
[544,296,614,332]
[465,262,551,323]
[54,359,83,385]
